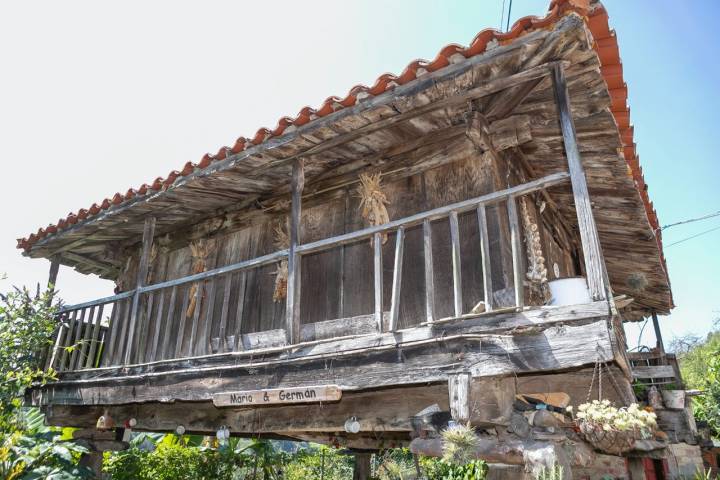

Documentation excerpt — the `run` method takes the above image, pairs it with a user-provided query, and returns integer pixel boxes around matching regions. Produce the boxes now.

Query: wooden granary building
[19,0,696,477]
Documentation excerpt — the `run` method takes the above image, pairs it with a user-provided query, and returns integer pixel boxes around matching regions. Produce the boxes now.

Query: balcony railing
[46,171,571,373]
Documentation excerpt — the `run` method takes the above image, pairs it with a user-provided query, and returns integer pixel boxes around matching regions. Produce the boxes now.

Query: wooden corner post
[286,159,304,344]
[123,216,156,365]
[551,63,608,301]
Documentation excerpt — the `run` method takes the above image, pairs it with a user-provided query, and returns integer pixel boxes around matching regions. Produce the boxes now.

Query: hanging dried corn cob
[356,172,390,245]
[186,239,208,318]
[273,220,290,302]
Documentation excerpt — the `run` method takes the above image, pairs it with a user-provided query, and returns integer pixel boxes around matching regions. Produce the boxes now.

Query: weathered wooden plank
[632,365,675,380]
[217,275,232,352]
[159,287,177,360]
[422,219,436,323]
[449,211,463,317]
[124,217,156,365]
[47,257,60,290]
[507,197,524,308]
[173,288,191,359]
[49,312,70,371]
[149,290,165,361]
[75,306,96,370]
[113,299,132,366]
[100,302,120,367]
[373,232,384,331]
[449,372,471,423]
[551,63,607,301]
[389,227,405,332]
[476,205,494,311]
[84,305,104,369]
[233,272,247,351]
[197,279,216,356]
[68,308,87,370]
[286,159,304,343]
[300,314,379,342]
[136,293,154,364]
[187,283,204,356]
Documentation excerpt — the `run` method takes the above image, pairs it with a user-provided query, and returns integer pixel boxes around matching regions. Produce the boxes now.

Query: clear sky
[1,0,718,348]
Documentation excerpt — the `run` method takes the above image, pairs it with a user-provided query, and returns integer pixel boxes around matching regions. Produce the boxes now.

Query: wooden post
[449,211,463,317]
[651,312,665,355]
[476,205,494,311]
[449,373,471,423]
[552,63,607,301]
[422,219,435,323]
[47,257,60,291]
[123,217,156,365]
[353,452,372,480]
[286,159,304,344]
[388,227,405,332]
[373,232,383,332]
[507,197,524,308]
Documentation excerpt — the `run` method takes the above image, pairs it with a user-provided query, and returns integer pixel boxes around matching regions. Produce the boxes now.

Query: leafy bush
[0,282,92,479]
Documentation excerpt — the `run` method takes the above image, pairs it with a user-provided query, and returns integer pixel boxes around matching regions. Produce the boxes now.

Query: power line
[500,0,507,30]
[505,0,514,32]
[660,209,720,231]
[666,224,720,248]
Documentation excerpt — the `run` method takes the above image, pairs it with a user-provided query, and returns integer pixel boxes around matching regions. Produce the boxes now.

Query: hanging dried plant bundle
[186,239,208,318]
[356,172,390,245]
[273,221,290,302]
[520,198,551,304]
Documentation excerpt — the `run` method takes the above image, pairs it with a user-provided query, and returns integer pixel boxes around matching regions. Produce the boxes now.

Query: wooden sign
[212,385,342,407]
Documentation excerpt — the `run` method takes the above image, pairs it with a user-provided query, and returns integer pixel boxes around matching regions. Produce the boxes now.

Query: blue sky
[0,0,717,348]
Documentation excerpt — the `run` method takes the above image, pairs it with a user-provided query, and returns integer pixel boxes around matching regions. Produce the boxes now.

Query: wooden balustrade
[47,171,570,372]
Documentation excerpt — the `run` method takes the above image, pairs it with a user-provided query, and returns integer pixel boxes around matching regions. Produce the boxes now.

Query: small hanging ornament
[356,172,390,245]
[96,409,115,430]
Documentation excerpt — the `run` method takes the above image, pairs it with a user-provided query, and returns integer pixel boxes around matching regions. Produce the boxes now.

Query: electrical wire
[500,0,507,31]
[666,224,720,248]
[660,209,720,231]
[505,0,513,32]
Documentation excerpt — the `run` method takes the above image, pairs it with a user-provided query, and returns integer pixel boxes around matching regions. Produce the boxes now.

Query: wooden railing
[46,171,570,372]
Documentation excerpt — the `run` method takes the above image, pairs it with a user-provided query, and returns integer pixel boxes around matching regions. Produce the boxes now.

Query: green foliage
[419,456,487,480]
[0,282,91,479]
[674,327,720,438]
[282,445,353,480]
[534,464,564,480]
[441,424,479,466]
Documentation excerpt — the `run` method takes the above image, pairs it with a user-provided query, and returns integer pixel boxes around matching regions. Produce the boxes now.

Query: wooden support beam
[123,217,156,365]
[551,63,607,301]
[61,251,119,276]
[47,257,60,290]
[651,312,665,355]
[373,232,383,332]
[389,227,405,332]
[449,373,471,423]
[286,159,304,344]
[476,205,494,311]
[507,197,524,308]
[422,219,435,323]
[449,211,463,317]
[353,453,371,480]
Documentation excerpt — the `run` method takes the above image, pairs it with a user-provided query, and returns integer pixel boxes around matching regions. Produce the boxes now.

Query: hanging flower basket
[571,401,657,455]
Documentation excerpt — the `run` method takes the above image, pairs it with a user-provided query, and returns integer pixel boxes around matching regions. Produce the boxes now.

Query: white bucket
[548,277,591,306]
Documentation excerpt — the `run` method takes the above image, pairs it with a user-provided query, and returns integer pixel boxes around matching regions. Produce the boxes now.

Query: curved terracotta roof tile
[18,0,665,289]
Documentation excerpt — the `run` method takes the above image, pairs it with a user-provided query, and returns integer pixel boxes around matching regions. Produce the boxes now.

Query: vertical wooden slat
[188,282,204,356]
[115,299,135,366]
[136,293,154,364]
[160,286,178,360]
[124,216,156,365]
[149,290,166,361]
[197,278,216,356]
[69,308,88,370]
[233,272,247,351]
[218,275,232,352]
[422,219,435,323]
[476,205,494,312]
[286,158,304,344]
[373,232,384,332]
[101,302,121,367]
[84,304,104,369]
[58,310,78,371]
[48,312,69,371]
[388,227,405,332]
[507,196,524,308]
[449,211,463,317]
[174,287,191,359]
[552,63,607,301]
